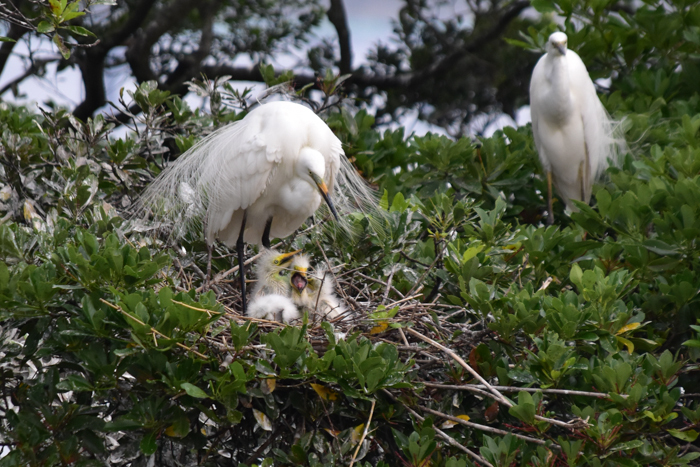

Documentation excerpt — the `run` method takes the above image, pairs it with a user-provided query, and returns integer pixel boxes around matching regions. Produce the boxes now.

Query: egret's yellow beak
[309,171,339,220]
[554,42,566,55]
[273,249,302,266]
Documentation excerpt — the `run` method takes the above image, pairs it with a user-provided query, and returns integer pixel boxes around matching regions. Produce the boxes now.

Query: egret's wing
[528,56,549,171]
[567,50,626,184]
[201,119,284,238]
[136,115,281,242]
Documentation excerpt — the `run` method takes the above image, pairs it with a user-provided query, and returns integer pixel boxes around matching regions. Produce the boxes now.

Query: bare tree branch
[0,0,31,76]
[0,57,57,96]
[412,0,531,84]
[327,0,352,75]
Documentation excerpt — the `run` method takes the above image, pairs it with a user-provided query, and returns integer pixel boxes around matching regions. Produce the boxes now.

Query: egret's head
[256,249,301,284]
[289,254,311,294]
[547,32,568,56]
[298,147,339,221]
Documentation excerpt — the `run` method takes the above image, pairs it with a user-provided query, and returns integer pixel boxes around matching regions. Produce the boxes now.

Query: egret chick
[251,249,300,298]
[288,254,347,320]
[308,264,347,320]
[529,32,627,224]
[247,294,300,323]
[137,101,377,312]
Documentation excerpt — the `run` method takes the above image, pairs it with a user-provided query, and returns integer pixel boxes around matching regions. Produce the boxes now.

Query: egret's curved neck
[545,53,573,118]
[297,147,325,181]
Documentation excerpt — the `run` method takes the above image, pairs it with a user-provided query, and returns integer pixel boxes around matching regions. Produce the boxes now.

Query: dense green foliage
[1,0,700,466]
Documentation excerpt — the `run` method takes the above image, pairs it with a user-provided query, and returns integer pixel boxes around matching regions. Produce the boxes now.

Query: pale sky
[0,0,402,109]
[0,0,524,136]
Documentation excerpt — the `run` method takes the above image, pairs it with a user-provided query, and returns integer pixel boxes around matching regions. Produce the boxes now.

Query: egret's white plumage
[530,32,627,221]
[247,294,300,323]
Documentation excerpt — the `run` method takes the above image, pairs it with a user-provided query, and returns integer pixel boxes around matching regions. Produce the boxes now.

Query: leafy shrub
[1,1,700,465]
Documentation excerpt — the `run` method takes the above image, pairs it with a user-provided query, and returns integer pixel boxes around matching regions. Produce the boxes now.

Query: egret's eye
[274,260,280,265]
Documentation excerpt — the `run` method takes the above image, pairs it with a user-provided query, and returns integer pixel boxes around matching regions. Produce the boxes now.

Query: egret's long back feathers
[567,51,627,183]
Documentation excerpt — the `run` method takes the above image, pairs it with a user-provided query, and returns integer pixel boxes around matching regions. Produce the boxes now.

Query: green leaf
[508,391,536,424]
[60,1,85,21]
[180,382,209,399]
[48,0,62,14]
[667,429,698,442]
[140,431,157,455]
[61,25,95,37]
[37,21,56,34]
[609,440,644,452]
[530,0,556,13]
[52,33,70,59]
[569,264,583,288]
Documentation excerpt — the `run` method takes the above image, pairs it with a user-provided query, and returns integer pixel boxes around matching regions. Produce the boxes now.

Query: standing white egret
[529,32,627,224]
[137,100,375,312]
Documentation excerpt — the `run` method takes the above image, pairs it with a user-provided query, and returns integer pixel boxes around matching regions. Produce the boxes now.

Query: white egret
[529,32,627,224]
[288,254,347,320]
[247,294,300,323]
[137,100,375,311]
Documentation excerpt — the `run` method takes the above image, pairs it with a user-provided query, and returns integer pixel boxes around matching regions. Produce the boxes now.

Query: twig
[406,327,510,401]
[417,405,556,448]
[171,299,223,318]
[355,272,405,299]
[196,252,262,293]
[314,239,352,306]
[382,389,493,467]
[397,328,410,347]
[349,399,375,467]
[406,244,444,298]
[400,250,432,268]
[100,298,208,359]
[386,294,423,309]
[382,264,398,305]
[423,382,627,399]
[405,327,587,430]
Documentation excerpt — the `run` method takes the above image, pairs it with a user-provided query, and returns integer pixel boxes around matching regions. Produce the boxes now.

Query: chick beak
[291,269,308,293]
[555,42,567,55]
[309,172,339,221]
[275,249,303,265]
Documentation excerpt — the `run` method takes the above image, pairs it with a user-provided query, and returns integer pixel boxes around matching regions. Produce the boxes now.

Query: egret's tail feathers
[590,105,628,182]
[320,155,386,241]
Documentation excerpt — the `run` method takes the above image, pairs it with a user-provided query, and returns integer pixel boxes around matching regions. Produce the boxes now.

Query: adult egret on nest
[288,253,347,320]
[137,101,375,312]
[529,32,627,224]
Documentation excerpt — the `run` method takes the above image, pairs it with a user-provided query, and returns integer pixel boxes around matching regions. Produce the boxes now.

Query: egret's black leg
[237,211,248,313]
[262,217,273,249]
[546,171,554,226]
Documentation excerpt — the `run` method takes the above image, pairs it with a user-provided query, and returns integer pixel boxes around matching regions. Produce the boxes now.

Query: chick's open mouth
[291,272,307,291]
